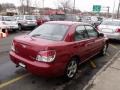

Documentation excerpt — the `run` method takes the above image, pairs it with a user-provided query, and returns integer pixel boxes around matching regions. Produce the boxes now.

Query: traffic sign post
[93,5,101,13]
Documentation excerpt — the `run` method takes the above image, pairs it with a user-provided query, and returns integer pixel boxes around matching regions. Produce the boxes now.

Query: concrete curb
[83,50,120,90]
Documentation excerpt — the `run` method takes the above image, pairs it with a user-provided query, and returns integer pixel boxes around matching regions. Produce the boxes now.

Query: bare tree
[57,0,73,13]
[19,0,31,14]
[0,4,3,12]
[19,0,25,14]
[26,0,31,14]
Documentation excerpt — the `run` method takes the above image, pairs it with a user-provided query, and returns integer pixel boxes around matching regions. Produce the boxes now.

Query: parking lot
[0,31,120,90]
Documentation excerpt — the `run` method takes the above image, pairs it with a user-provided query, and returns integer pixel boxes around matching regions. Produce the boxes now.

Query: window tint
[25,15,36,20]
[101,21,120,26]
[18,16,24,20]
[2,16,15,21]
[85,26,98,37]
[29,23,68,41]
[75,26,88,41]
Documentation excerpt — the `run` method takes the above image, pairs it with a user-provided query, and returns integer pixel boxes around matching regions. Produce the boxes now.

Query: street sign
[93,5,101,13]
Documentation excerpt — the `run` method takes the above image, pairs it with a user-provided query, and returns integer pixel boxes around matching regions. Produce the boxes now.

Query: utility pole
[73,0,75,14]
[20,0,25,14]
[107,6,110,18]
[26,0,30,14]
[112,0,115,19]
[117,0,120,18]
[42,0,44,14]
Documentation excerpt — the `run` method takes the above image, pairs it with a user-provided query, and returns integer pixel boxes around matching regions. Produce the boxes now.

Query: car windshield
[2,16,16,21]
[25,15,36,20]
[29,23,69,41]
[101,20,120,26]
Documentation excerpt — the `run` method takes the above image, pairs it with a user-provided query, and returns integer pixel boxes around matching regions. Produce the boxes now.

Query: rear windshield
[25,16,36,20]
[29,23,69,41]
[2,16,15,21]
[101,21,120,26]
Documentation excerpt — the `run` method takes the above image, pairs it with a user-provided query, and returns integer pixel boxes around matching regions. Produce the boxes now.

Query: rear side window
[85,26,98,37]
[25,16,36,20]
[75,26,88,41]
[18,16,24,20]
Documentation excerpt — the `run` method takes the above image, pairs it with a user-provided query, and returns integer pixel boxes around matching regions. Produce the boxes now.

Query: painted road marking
[106,53,110,56]
[110,44,118,49]
[0,73,30,89]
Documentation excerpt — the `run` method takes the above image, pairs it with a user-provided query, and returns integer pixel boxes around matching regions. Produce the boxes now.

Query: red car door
[85,25,104,55]
[73,25,93,61]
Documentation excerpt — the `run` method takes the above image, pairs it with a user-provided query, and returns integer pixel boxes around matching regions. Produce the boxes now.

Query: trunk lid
[98,25,119,33]
[14,35,57,61]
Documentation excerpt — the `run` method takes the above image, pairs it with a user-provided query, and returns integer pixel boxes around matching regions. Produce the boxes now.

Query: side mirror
[98,33,104,37]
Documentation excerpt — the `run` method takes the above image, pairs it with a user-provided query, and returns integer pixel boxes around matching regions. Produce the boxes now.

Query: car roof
[46,21,90,26]
[104,19,120,21]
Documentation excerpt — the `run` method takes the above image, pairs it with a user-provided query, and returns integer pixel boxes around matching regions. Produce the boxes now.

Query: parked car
[49,14,65,21]
[10,21,108,79]
[98,19,120,40]
[36,15,50,26]
[0,21,9,32]
[64,14,80,22]
[0,16,19,32]
[82,16,103,26]
[16,15,38,30]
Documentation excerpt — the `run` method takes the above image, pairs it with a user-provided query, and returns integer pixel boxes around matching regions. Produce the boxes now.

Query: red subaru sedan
[9,21,108,79]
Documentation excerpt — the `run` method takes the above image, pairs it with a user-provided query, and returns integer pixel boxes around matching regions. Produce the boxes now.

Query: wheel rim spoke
[67,60,77,78]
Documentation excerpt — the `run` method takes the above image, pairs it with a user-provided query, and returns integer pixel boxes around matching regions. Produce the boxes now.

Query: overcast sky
[0,0,119,13]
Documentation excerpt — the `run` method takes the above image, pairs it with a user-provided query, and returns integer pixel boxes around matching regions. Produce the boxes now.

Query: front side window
[18,16,24,20]
[29,23,69,41]
[75,26,88,41]
[85,26,98,37]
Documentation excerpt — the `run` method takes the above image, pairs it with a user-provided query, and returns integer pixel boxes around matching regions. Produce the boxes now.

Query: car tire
[64,58,78,80]
[100,43,108,56]
[18,24,22,31]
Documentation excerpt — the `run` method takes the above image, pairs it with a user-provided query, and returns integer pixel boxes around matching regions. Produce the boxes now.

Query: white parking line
[106,53,110,56]
[0,73,30,89]
[109,44,118,49]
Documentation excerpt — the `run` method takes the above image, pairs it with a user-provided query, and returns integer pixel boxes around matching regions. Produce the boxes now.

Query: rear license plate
[19,62,26,68]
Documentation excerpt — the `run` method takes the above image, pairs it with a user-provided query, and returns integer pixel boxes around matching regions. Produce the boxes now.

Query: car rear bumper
[9,51,66,77]
[101,32,120,40]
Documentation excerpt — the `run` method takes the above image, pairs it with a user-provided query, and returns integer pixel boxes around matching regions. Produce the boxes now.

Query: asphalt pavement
[0,31,120,90]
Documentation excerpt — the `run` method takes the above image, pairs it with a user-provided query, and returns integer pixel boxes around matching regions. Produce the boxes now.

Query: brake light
[36,50,56,62]
[95,26,98,30]
[116,28,120,32]
[11,41,15,51]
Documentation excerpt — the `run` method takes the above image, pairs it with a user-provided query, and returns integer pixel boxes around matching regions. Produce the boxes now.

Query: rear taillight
[116,28,120,32]
[11,41,15,51]
[36,50,56,62]
[96,26,100,31]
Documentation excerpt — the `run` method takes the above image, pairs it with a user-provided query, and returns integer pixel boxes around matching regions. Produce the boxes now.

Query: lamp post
[117,0,120,18]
